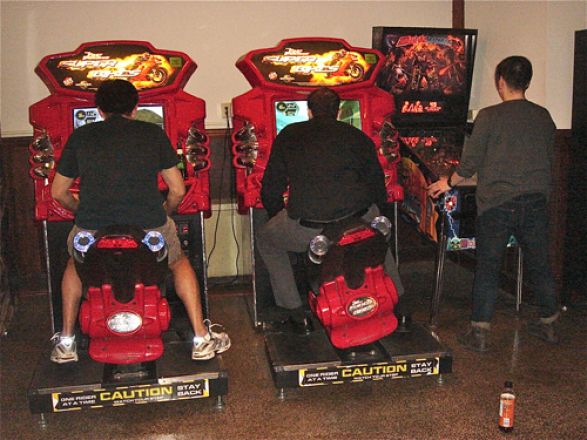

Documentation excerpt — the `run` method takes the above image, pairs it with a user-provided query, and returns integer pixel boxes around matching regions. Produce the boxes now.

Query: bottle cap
[505,380,513,388]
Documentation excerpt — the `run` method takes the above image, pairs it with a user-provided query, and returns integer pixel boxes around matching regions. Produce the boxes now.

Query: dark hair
[307,87,340,118]
[494,56,533,91]
[95,79,139,114]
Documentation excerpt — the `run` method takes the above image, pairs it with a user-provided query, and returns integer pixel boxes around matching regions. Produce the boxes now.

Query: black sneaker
[527,320,559,344]
[264,315,314,335]
[395,314,412,333]
[289,315,314,335]
[457,326,490,352]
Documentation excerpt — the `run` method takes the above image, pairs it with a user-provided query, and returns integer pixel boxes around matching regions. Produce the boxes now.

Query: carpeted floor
[1,222,586,440]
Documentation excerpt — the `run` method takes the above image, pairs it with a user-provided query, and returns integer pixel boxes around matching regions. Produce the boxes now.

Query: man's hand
[427,176,451,199]
[51,172,79,212]
[161,166,186,214]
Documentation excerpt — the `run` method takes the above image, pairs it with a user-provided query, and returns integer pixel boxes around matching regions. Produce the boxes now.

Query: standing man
[50,79,230,363]
[427,56,560,352]
[257,87,405,333]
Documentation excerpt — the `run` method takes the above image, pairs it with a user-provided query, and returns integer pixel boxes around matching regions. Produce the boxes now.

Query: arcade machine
[26,41,227,421]
[231,37,451,396]
[372,27,521,325]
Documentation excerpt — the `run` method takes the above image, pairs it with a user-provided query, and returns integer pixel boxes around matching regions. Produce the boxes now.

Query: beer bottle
[498,380,515,432]
[176,144,187,179]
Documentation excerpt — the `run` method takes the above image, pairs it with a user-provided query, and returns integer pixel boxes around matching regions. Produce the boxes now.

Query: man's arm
[427,109,490,198]
[160,166,186,215]
[261,135,288,218]
[51,172,79,212]
[359,135,387,205]
[427,171,469,198]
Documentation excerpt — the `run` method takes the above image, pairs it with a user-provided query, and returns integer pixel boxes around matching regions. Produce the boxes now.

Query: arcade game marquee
[26,41,227,420]
[371,27,505,324]
[230,37,451,396]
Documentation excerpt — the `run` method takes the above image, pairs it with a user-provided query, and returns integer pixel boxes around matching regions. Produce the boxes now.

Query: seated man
[49,79,230,363]
[257,87,406,333]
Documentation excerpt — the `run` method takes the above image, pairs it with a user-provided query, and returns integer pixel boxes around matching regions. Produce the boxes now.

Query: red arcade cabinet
[27,41,226,419]
[231,37,403,325]
[231,38,450,396]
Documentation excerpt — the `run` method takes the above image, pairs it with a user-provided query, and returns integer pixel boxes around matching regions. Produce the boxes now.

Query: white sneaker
[191,320,231,361]
[50,333,78,364]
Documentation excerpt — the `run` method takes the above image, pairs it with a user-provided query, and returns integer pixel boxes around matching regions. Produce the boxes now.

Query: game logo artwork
[240,39,382,89]
[373,27,477,126]
[36,41,195,94]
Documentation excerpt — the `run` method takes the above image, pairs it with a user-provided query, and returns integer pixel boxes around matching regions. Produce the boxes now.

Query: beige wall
[1,0,452,136]
[466,0,586,129]
[2,0,586,277]
[205,203,251,278]
[2,1,585,134]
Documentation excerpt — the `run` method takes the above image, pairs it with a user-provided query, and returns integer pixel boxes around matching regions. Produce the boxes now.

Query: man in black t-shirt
[257,87,404,332]
[49,80,229,363]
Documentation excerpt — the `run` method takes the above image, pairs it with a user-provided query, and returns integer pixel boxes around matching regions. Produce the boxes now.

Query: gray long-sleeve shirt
[456,99,555,215]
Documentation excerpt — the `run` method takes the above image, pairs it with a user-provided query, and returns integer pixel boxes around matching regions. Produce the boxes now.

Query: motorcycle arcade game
[372,27,523,323]
[231,38,451,397]
[27,41,226,422]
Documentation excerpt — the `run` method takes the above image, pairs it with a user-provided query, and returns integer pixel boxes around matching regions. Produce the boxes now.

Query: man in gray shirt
[427,56,560,352]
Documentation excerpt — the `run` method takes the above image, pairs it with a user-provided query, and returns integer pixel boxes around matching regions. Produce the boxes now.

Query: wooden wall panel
[1,137,46,293]
[550,130,571,291]
[0,129,571,297]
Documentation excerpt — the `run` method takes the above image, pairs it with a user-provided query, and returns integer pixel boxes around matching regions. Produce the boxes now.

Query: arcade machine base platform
[264,319,451,396]
[28,335,228,423]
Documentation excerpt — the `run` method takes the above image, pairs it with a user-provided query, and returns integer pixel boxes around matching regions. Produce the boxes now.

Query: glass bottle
[498,380,515,433]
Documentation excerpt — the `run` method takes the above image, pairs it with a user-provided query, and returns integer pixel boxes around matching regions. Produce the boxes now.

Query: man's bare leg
[50,257,82,363]
[169,256,208,337]
[61,257,83,336]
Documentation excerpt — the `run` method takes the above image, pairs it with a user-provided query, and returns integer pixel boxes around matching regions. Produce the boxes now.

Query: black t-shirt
[57,114,178,229]
[261,115,387,221]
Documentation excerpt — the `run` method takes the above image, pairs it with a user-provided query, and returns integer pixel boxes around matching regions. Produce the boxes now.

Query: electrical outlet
[221,102,232,119]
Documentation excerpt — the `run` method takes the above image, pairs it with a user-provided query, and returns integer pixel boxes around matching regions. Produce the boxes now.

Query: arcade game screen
[72,105,165,129]
[373,27,477,126]
[274,99,361,133]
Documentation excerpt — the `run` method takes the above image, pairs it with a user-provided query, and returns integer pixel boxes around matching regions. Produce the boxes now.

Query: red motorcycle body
[75,225,171,364]
[307,219,399,348]
[79,283,170,364]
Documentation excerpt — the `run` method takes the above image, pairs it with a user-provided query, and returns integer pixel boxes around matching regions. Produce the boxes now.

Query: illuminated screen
[72,105,165,129]
[274,100,362,134]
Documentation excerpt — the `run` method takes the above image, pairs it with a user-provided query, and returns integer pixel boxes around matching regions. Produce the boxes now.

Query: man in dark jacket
[257,87,404,332]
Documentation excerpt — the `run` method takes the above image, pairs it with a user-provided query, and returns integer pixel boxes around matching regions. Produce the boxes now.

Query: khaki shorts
[67,217,183,266]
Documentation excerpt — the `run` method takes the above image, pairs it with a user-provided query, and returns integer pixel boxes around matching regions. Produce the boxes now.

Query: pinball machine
[26,41,227,421]
[372,27,498,324]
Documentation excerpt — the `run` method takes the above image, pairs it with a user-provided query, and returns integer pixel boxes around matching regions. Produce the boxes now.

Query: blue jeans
[472,193,559,322]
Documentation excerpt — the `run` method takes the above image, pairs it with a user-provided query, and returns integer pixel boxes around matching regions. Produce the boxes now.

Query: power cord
[207,106,242,288]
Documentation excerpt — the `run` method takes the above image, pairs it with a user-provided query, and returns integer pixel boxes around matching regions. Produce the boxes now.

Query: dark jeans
[472,193,559,322]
